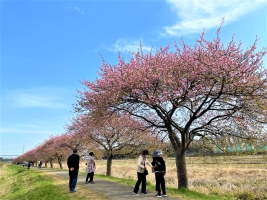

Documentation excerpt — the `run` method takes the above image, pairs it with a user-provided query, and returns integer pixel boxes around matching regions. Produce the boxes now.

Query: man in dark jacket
[67,148,80,192]
[38,159,43,169]
[152,150,167,197]
[27,161,31,170]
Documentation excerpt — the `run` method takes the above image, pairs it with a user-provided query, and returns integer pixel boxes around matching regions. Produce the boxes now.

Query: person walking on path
[38,159,43,169]
[27,161,31,170]
[152,150,167,198]
[85,152,96,184]
[133,150,153,195]
[67,148,80,192]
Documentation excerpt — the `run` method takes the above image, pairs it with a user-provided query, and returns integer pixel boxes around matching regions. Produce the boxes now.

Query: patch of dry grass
[53,155,267,199]
[0,163,12,197]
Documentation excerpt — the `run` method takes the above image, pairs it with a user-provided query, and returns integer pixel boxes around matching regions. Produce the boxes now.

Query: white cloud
[75,6,84,14]
[65,6,84,14]
[163,0,266,37]
[107,38,153,53]
[14,94,65,108]
[0,122,65,135]
[7,87,68,109]
[0,127,57,134]
[17,124,41,128]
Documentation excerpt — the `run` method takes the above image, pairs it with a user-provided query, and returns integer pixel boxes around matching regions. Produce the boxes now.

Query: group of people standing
[24,159,41,170]
[133,149,167,198]
[67,148,167,198]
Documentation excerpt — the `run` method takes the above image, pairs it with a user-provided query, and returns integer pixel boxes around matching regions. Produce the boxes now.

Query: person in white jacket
[133,150,153,195]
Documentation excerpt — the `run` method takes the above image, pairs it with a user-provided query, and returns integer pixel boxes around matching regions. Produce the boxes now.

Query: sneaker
[140,192,147,195]
[155,194,162,198]
[85,181,89,184]
[162,193,167,197]
[133,192,139,195]
[69,190,76,193]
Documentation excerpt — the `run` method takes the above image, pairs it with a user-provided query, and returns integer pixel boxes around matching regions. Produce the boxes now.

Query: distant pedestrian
[85,152,96,184]
[133,150,153,195]
[67,148,80,192]
[38,159,43,169]
[152,150,167,197]
[27,161,31,170]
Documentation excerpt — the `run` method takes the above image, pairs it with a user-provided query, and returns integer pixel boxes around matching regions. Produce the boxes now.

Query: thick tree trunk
[174,149,188,189]
[168,128,189,189]
[106,153,113,176]
[49,158,53,168]
[57,156,63,169]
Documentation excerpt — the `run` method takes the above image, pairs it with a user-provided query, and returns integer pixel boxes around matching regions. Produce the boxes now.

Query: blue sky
[1,0,266,157]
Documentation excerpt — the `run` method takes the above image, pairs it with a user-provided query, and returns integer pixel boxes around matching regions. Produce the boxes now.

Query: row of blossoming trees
[13,113,166,175]
[13,24,267,189]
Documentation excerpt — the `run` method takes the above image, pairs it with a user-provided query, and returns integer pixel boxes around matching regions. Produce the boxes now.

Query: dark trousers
[133,172,146,193]
[86,172,94,182]
[69,169,78,191]
[155,173,166,195]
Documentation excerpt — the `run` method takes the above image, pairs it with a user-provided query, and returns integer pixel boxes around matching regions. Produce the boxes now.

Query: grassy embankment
[0,162,107,200]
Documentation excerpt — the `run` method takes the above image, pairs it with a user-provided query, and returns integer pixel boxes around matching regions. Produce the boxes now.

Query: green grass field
[0,162,107,200]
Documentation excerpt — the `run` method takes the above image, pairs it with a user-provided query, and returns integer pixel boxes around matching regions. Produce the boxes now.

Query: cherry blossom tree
[68,113,157,176]
[14,133,84,169]
[46,134,75,169]
[38,137,57,168]
[13,148,39,166]
[77,24,267,188]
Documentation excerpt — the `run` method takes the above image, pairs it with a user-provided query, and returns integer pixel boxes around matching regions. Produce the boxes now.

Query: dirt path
[37,168,179,200]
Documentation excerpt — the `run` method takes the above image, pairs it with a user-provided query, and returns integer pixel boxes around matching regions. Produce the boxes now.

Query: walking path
[37,168,179,200]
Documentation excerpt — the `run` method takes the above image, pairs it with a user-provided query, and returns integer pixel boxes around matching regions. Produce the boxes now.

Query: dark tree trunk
[106,153,113,176]
[175,149,188,189]
[168,128,188,189]
[49,158,53,168]
[57,156,63,169]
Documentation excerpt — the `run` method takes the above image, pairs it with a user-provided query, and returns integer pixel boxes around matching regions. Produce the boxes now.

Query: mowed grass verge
[0,162,108,200]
